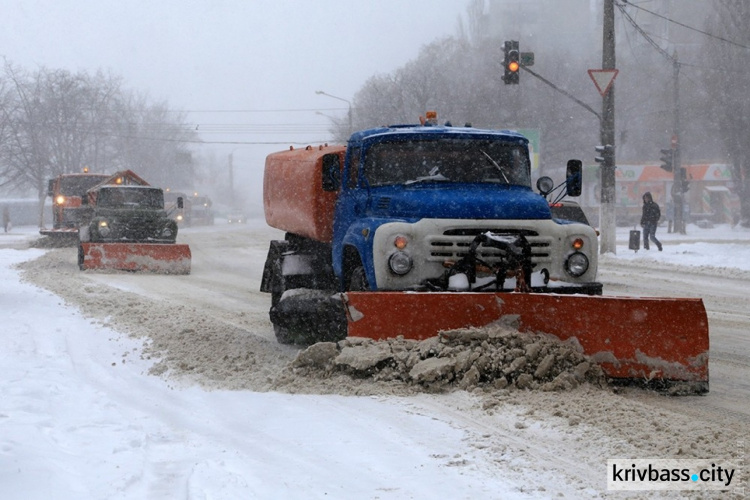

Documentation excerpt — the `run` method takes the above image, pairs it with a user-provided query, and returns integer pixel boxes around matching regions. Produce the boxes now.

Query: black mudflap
[270,289,348,345]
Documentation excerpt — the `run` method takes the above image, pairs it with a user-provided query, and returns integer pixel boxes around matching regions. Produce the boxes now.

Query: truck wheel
[270,289,347,345]
[271,292,294,344]
[270,291,295,344]
[347,266,369,291]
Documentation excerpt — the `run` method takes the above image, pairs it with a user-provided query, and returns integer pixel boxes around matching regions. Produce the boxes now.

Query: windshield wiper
[404,173,449,185]
[481,150,510,184]
[404,166,449,185]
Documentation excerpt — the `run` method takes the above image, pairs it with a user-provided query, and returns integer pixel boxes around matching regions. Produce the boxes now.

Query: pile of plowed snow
[284,320,606,393]
[16,246,606,396]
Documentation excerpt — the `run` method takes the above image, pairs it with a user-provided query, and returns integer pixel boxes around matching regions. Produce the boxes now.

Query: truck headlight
[97,220,110,236]
[388,251,412,275]
[161,221,177,239]
[565,252,589,277]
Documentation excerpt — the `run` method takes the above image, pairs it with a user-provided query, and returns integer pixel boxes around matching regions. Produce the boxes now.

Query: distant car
[227,211,246,224]
[549,201,591,226]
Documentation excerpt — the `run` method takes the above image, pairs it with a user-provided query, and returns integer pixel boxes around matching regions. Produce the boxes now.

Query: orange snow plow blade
[79,242,191,274]
[344,292,708,389]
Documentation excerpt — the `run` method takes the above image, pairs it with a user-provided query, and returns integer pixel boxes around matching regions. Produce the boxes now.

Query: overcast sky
[0,0,470,198]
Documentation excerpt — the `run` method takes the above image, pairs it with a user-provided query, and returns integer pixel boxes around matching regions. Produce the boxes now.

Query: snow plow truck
[40,170,111,237]
[260,113,708,392]
[77,170,191,274]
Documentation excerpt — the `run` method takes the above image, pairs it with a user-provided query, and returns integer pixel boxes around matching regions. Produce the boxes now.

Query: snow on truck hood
[349,124,529,145]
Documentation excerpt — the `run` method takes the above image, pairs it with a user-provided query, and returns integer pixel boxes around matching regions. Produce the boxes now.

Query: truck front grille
[111,217,166,241]
[427,227,551,264]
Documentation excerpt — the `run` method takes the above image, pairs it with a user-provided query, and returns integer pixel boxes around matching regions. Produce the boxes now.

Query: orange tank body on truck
[263,145,346,243]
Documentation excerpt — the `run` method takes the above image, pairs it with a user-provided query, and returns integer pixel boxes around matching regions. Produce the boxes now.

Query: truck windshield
[98,188,164,209]
[363,139,531,187]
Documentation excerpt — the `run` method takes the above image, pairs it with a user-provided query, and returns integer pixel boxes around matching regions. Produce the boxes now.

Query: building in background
[580,162,738,227]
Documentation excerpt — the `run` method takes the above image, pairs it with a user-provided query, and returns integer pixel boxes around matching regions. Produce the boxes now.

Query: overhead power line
[83,131,331,146]
[621,0,750,50]
[617,2,749,76]
[172,107,349,113]
[616,3,674,62]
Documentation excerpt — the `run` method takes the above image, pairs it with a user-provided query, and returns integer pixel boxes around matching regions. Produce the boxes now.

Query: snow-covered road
[2,220,748,499]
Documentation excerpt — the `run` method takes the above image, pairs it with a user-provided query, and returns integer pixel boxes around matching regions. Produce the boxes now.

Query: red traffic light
[503,41,520,85]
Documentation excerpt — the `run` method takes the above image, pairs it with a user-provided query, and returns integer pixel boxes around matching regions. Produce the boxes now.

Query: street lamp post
[315,90,352,136]
[227,146,251,208]
[227,151,235,208]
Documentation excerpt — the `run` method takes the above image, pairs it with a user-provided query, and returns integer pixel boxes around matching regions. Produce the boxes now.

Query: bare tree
[0,61,198,227]
[0,63,55,225]
[348,33,599,175]
[108,92,197,189]
[346,1,733,180]
[702,0,750,226]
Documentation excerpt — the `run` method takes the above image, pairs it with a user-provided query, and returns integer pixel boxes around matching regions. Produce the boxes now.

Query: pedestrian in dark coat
[640,192,662,251]
[2,205,10,233]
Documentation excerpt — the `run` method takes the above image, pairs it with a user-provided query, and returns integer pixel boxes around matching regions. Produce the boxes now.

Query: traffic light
[660,148,674,172]
[503,40,520,84]
[678,167,690,193]
[594,144,614,165]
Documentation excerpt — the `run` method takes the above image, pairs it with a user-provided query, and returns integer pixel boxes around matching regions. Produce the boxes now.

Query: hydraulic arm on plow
[422,232,535,292]
[260,114,709,393]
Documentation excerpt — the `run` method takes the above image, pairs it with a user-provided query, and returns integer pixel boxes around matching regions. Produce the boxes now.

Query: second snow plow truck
[77,170,191,274]
[41,170,111,237]
[260,113,708,392]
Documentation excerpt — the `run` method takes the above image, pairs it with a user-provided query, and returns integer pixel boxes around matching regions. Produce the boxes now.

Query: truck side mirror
[565,159,582,197]
[47,179,54,197]
[177,197,184,209]
[321,153,341,192]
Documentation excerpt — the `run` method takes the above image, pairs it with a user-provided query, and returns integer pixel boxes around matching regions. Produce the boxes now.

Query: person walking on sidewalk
[640,192,662,251]
[2,205,10,233]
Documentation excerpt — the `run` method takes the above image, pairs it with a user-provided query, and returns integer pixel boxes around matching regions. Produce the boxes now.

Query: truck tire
[347,266,369,291]
[271,291,296,344]
[269,289,347,345]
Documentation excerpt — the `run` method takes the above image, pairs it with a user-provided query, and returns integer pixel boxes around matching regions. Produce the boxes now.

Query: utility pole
[599,0,617,254]
[228,152,235,208]
[671,52,686,234]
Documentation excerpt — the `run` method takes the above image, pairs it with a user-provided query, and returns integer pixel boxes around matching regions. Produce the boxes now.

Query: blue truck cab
[328,121,599,293]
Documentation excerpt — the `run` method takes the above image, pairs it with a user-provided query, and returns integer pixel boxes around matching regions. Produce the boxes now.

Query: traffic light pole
[599,0,617,254]
[521,66,601,121]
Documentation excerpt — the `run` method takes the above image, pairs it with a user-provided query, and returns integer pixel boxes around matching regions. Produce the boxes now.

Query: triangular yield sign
[588,69,619,97]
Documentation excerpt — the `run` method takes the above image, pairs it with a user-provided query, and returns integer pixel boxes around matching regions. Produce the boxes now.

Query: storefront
[581,163,737,226]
